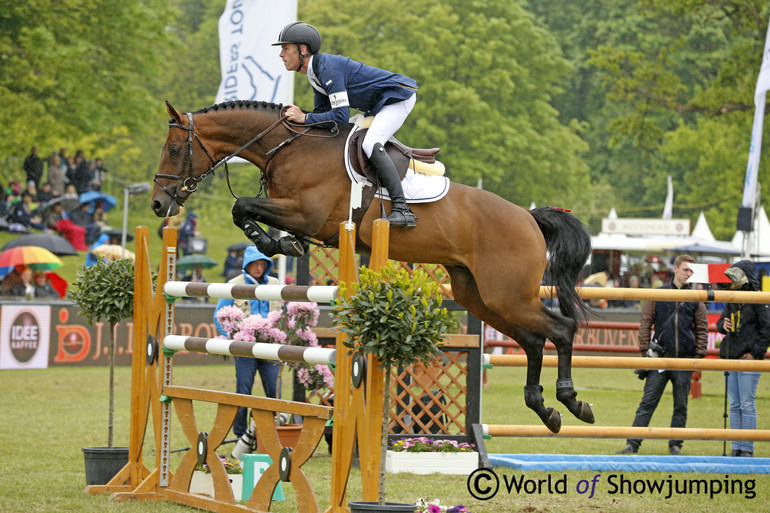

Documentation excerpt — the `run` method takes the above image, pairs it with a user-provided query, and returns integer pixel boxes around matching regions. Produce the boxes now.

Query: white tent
[691,212,716,242]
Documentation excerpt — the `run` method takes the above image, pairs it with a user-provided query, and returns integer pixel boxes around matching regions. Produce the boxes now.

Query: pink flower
[216,305,243,335]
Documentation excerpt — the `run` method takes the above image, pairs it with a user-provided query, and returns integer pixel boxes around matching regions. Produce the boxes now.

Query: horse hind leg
[512,327,563,433]
[447,266,562,432]
[544,308,595,425]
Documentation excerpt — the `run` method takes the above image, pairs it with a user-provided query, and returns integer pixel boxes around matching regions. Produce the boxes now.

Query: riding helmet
[272,22,321,54]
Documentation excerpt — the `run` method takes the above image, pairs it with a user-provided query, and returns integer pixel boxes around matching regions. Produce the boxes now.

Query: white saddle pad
[343,126,450,204]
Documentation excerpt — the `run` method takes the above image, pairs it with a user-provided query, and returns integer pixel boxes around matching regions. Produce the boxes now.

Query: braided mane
[193,100,283,114]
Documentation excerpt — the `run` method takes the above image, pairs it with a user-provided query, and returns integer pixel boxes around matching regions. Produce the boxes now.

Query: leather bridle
[153,107,338,216]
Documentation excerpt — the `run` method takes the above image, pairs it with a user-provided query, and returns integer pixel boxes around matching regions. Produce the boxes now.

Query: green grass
[0,363,768,513]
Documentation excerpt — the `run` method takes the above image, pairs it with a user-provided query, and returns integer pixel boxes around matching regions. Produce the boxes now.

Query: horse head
[151,102,219,218]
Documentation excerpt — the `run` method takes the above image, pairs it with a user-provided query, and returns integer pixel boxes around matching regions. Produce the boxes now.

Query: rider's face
[280,43,300,71]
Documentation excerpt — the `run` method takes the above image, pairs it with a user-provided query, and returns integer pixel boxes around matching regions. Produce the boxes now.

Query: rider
[273,21,417,229]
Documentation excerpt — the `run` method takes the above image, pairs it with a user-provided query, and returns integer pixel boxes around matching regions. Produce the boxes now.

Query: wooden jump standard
[84,220,391,513]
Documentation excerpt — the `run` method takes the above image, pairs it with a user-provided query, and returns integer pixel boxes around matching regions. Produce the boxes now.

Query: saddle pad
[344,126,450,204]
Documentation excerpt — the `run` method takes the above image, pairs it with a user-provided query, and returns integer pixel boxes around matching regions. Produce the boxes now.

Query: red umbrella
[45,271,68,298]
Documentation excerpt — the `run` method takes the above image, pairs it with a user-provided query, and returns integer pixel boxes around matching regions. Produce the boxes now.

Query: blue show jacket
[304,53,418,127]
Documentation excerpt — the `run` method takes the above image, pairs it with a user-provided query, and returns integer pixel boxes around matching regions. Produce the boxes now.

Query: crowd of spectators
[1,145,111,299]
[2,145,109,240]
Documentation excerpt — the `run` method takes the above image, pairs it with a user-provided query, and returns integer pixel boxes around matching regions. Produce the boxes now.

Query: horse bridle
[154,107,337,216]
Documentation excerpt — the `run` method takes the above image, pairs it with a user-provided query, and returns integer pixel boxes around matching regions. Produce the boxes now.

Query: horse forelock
[193,100,283,115]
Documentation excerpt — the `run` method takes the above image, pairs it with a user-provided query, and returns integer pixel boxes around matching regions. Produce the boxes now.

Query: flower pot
[190,470,244,501]
[256,424,303,453]
[82,446,129,485]
[348,501,416,512]
[385,450,478,475]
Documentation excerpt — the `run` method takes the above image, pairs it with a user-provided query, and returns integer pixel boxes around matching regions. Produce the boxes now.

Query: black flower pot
[82,446,129,486]
[348,501,415,512]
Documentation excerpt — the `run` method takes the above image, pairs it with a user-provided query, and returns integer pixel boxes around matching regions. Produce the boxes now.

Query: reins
[154,106,339,209]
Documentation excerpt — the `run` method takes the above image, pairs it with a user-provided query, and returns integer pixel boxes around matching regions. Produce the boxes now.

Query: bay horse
[151,100,594,433]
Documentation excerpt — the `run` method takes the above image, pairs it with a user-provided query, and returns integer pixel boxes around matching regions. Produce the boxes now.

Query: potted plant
[191,454,244,500]
[387,437,477,475]
[332,262,456,511]
[68,257,135,485]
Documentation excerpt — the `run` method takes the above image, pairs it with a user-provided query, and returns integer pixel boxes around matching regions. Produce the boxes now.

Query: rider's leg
[362,94,417,229]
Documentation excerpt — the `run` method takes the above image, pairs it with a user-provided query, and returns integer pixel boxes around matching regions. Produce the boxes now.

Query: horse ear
[166,101,182,123]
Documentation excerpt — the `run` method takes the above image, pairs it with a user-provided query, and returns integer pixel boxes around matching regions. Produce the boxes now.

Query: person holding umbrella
[213,246,281,442]
[32,271,59,299]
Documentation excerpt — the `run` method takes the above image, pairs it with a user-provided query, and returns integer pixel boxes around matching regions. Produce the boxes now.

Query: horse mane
[193,100,283,115]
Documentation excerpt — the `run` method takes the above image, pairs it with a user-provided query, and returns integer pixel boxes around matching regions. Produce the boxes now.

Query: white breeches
[362,93,416,157]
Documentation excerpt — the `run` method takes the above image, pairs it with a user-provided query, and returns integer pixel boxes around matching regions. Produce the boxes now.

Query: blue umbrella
[79,191,117,212]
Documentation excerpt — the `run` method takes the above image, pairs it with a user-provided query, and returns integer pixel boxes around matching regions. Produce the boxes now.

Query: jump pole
[482,424,770,442]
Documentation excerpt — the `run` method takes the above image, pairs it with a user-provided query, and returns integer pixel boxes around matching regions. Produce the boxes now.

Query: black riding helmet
[273,22,321,71]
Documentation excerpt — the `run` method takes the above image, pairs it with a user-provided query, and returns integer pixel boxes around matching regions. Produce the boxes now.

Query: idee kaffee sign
[0,301,221,370]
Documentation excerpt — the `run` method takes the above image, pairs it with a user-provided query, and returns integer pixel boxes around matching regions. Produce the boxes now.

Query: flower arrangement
[215,301,333,393]
[390,437,475,453]
[194,454,243,475]
[415,498,469,513]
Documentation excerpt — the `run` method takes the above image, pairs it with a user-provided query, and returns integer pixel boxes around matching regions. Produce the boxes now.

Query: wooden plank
[438,334,479,348]
[163,385,333,420]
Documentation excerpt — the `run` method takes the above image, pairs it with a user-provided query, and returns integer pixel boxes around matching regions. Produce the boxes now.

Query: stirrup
[386,210,417,229]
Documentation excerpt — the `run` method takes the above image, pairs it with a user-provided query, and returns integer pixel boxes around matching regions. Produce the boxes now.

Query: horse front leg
[232,197,309,257]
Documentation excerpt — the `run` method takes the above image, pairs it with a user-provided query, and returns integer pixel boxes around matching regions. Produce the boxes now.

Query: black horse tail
[528,207,591,322]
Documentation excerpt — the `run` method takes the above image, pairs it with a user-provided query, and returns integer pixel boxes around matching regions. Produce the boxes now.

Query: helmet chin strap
[296,43,310,72]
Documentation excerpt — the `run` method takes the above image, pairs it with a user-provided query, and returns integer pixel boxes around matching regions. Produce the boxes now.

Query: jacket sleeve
[693,302,709,358]
[638,300,655,355]
[751,303,770,360]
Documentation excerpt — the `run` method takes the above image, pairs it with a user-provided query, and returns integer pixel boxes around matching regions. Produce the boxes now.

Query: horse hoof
[544,407,561,433]
[576,401,595,424]
[279,237,306,257]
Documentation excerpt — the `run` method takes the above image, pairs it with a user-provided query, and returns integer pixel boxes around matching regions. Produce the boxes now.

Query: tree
[298,0,592,209]
[68,258,135,448]
[587,0,770,237]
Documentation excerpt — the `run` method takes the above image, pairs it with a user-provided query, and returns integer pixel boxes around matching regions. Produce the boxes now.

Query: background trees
[2,0,769,237]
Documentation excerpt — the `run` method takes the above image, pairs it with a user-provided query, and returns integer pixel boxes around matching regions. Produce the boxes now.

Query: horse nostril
[151,200,161,214]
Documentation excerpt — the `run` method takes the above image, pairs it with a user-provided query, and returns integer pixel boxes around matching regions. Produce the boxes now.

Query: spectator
[716,260,770,457]
[42,201,64,230]
[37,182,54,204]
[32,271,59,299]
[23,181,38,202]
[67,152,91,194]
[213,246,281,441]
[0,266,24,295]
[618,254,708,456]
[223,249,245,280]
[10,267,35,299]
[91,158,107,191]
[9,193,44,230]
[86,233,110,267]
[23,145,44,188]
[47,153,67,196]
[178,211,198,257]
[60,184,81,212]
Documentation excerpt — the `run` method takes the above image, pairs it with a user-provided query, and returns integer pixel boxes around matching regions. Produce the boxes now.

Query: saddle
[347,128,443,182]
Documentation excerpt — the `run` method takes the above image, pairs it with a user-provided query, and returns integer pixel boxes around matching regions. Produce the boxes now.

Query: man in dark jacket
[716,260,770,457]
[23,145,44,188]
[618,254,708,455]
[274,21,417,229]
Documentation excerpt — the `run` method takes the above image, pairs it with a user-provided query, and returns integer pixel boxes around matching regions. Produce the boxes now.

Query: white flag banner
[215,0,296,105]
[741,21,770,208]
[662,174,673,219]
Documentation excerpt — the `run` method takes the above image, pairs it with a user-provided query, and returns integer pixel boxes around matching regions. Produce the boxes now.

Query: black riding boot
[369,142,416,229]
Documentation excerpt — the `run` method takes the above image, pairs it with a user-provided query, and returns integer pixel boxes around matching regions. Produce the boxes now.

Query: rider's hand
[285,105,306,124]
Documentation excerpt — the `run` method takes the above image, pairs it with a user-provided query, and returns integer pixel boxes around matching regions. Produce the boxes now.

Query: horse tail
[528,207,591,322]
